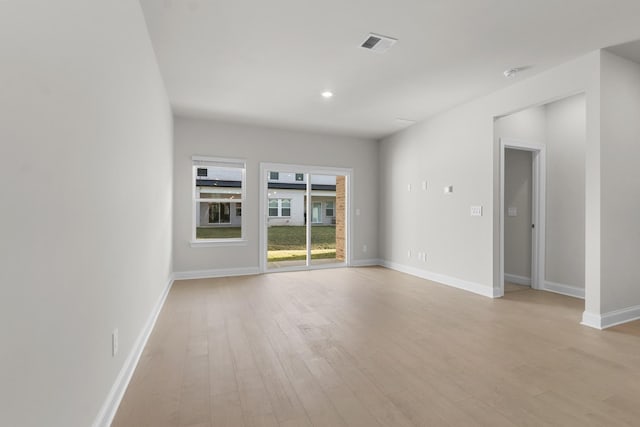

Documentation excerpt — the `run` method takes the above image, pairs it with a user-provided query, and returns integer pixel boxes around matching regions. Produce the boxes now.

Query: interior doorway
[496,93,586,301]
[260,163,351,272]
[503,147,535,293]
[499,139,546,296]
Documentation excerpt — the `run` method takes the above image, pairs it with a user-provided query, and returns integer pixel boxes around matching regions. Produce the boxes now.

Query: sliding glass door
[262,165,349,271]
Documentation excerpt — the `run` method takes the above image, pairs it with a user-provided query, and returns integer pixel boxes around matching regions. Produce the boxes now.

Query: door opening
[260,164,350,272]
[499,139,546,297]
[504,148,533,293]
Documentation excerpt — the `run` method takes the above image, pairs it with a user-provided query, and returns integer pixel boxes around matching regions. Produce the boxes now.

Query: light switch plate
[508,207,518,217]
[470,206,483,217]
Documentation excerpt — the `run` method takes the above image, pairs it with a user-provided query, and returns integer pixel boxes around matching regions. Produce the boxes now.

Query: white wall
[173,117,378,273]
[0,2,173,426]
[545,94,586,290]
[379,52,600,298]
[600,51,640,314]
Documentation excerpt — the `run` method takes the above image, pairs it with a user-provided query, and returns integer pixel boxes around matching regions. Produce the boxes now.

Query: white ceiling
[140,0,640,139]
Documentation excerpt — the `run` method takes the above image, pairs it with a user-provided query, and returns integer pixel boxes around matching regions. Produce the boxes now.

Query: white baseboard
[504,273,531,286]
[381,260,496,298]
[173,266,260,280]
[543,280,585,299]
[92,275,174,427]
[582,304,640,330]
[351,258,383,267]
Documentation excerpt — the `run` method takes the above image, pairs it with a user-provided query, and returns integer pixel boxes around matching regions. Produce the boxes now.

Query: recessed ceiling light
[321,91,333,99]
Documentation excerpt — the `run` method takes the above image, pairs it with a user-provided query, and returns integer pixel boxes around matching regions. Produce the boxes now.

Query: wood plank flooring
[112,267,640,427]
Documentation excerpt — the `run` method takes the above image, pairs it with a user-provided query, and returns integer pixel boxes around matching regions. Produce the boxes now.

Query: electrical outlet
[407,250,412,259]
[362,244,368,253]
[112,329,119,357]
[422,181,427,191]
[407,183,412,192]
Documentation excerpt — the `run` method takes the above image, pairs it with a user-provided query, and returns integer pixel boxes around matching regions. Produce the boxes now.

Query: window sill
[190,239,247,248]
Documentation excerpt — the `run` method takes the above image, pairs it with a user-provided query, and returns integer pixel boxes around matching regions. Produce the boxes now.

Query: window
[295,173,304,181]
[193,157,245,243]
[268,198,291,217]
[325,201,334,217]
[269,171,279,180]
[281,199,291,216]
[268,199,279,217]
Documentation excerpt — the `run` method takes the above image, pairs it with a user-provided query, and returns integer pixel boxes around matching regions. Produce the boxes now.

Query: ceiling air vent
[360,33,397,53]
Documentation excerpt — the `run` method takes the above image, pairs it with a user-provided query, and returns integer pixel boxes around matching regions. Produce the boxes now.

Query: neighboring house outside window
[266,171,337,226]
[193,157,245,243]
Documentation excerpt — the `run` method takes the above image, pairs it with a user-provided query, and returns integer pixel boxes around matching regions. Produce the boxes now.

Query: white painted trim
[581,305,640,330]
[504,273,531,286]
[543,281,585,299]
[92,276,174,427]
[351,258,383,267]
[191,156,247,243]
[173,267,260,280]
[381,260,497,298]
[189,239,247,248]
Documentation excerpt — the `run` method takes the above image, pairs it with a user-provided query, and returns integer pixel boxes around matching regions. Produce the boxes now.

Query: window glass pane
[193,160,244,241]
[295,173,304,181]
[197,190,242,200]
[194,166,242,185]
[269,171,279,180]
[281,199,291,208]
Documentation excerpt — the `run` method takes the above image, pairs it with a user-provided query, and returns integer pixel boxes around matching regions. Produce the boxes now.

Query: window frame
[191,156,247,247]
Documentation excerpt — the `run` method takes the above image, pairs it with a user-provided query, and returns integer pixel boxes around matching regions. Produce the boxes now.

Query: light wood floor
[113,267,640,427]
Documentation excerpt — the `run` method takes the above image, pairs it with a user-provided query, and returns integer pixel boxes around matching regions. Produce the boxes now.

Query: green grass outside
[267,226,336,250]
[196,227,242,239]
[196,225,338,262]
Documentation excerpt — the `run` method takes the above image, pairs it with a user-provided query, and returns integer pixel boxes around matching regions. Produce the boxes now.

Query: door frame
[259,162,353,273]
[499,138,546,296]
